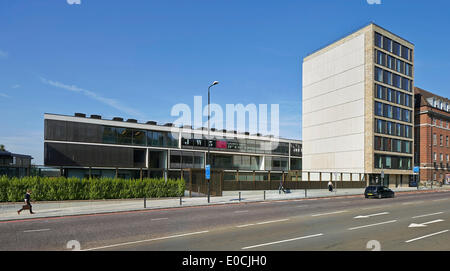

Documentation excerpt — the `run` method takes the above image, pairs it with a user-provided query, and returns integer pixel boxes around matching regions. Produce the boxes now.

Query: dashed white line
[82,230,209,251]
[412,212,444,219]
[311,210,348,217]
[23,228,51,233]
[405,230,449,243]
[348,220,397,231]
[151,218,168,221]
[236,219,289,228]
[234,210,249,214]
[242,233,324,250]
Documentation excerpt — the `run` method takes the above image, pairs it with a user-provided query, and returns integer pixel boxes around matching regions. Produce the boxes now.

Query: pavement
[1,186,448,222]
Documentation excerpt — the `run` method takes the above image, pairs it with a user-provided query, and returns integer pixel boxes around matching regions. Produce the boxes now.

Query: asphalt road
[1,190,450,251]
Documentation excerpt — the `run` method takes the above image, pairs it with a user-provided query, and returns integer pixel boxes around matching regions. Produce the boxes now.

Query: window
[433,134,437,145]
[447,136,449,147]
[376,84,384,99]
[401,46,410,61]
[384,70,392,85]
[383,37,392,52]
[375,67,383,82]
[376,50,385,65]
[387,55,394,70]
[440,135,443,146]
[375,32,383,48]
[405,63,412,77]
[375,102,383,116]
[393,42,401,56]
[434,152,437,161]
[132,130,147,146]
[393,74,401,89]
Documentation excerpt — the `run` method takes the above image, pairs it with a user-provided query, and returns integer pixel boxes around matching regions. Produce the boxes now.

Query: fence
[0,165,368,197]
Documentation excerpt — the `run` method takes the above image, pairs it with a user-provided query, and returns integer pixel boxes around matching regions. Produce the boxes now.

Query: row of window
[433,152,450,162]
[375,67,412,92]
[375,84,412,108]
[374,32,412,61]
[375,118,412,139]
[374,136,412,154]
[180,134,301,156]
[433,133,449,147]
[374,154,412,170]
[375,101,412,123]
[45,120,302,156]
[375,50,412,77]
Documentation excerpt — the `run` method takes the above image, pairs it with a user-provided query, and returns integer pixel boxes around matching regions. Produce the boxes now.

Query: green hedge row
[0,176,185,202]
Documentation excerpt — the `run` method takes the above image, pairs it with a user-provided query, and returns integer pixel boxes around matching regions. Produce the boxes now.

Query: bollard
[305,189,307,198]
[239,192,241,202]
[180,196,182,206]
[264,190,266,201]
[144,197,146,208]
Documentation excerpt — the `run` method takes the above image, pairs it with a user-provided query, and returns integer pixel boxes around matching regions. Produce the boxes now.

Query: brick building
[414,87,450,185]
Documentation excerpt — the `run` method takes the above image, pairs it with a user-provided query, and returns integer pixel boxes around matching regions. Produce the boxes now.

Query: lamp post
[207,81,219,203]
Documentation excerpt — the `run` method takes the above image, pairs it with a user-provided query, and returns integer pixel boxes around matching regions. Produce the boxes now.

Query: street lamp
[207,81,219,203]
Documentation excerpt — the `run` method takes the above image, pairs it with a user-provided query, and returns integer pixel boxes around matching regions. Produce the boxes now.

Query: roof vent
[113,117,123,121]
[90,114,102,119]
[146,121,157,125]
[164,123,174,127]
[74,113,86,118]
[127,119,138,123]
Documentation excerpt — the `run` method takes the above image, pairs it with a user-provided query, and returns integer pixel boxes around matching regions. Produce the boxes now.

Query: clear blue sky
[1,0,449,164]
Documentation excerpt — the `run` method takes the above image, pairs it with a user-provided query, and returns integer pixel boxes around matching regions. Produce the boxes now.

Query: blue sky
[1,0,449,164]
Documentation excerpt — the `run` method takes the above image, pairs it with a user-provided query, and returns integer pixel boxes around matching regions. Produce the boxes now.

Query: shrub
[0,176,185,202]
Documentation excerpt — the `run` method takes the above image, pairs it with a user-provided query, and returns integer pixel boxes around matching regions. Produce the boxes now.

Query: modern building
[302,23,414,187]
[44,113,302,179]
[414,87,450,185]
[0,150,33,178]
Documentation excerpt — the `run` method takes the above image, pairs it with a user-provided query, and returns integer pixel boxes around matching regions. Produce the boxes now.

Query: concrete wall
[302,33,366,173]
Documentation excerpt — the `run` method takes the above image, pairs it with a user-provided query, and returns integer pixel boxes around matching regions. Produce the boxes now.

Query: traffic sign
[413,166,420,173]
[205,165,210,180]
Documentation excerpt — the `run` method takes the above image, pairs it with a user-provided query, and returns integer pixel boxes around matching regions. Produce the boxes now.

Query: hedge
[0,176,185,202]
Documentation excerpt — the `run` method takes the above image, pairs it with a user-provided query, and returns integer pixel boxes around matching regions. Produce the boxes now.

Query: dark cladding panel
[45,142,133,167]
[45,119,67,141]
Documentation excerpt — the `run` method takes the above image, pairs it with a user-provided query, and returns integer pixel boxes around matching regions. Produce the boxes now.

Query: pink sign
[216,141,227,149]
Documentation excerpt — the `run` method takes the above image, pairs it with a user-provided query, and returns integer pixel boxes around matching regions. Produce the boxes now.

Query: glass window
[375,32,383,48]
[375,102,383,116]
[405,63,412,77]
[102,126,117,144]
[376,84,384,99]
[383,37,392,52]
[132,130,147,146]
[393,42,401,56]
[393,74,401,89]
[383,70,392,85]
[376,50,385,66]
[387,55,394,70]
[167,132,179,148]
[375,67,383,82]
[117,128,132,145]
[402,46,410,61]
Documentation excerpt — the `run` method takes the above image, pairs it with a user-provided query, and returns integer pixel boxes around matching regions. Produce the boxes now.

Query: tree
[0,144,6,151]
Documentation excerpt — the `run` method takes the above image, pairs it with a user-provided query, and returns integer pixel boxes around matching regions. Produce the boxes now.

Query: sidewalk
[0,186,447,222]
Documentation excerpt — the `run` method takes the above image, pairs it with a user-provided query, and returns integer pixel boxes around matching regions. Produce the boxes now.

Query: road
[1,190,450,251]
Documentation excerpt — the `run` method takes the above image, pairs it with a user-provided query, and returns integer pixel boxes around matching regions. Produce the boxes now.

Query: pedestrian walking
[17,189,35,215]
[278,179,286,194]
[328,181,333,192]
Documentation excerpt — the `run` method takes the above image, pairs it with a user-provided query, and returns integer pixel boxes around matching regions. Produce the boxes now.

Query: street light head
[212,81,219,85]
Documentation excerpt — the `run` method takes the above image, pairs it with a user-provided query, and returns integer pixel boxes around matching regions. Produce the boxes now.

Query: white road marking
[242,233,324,250]
[234,210,249,214]
[402,201,423,205]
[432,198,449,202]
[151,218,168,221]
[236,219,289,228]
[256,219,289,225]
[405,230,449,243]
[311,210,348,217]
[23,229,51,233]
[82,230,209,251]
[412,212,444,219]
[348,220,397,231]
[354,212,389,219]
[408,219,444,228]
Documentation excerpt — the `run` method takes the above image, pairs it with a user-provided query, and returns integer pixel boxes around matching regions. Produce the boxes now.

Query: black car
[364,186,395,199]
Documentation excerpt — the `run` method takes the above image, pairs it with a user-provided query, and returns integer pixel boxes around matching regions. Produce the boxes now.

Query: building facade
[414,87,450,185]
[44,113,302,179]
[0,151,33,178]
[302,23,414,187]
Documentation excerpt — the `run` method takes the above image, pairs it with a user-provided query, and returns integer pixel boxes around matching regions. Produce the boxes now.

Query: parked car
[364,185,395,199]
